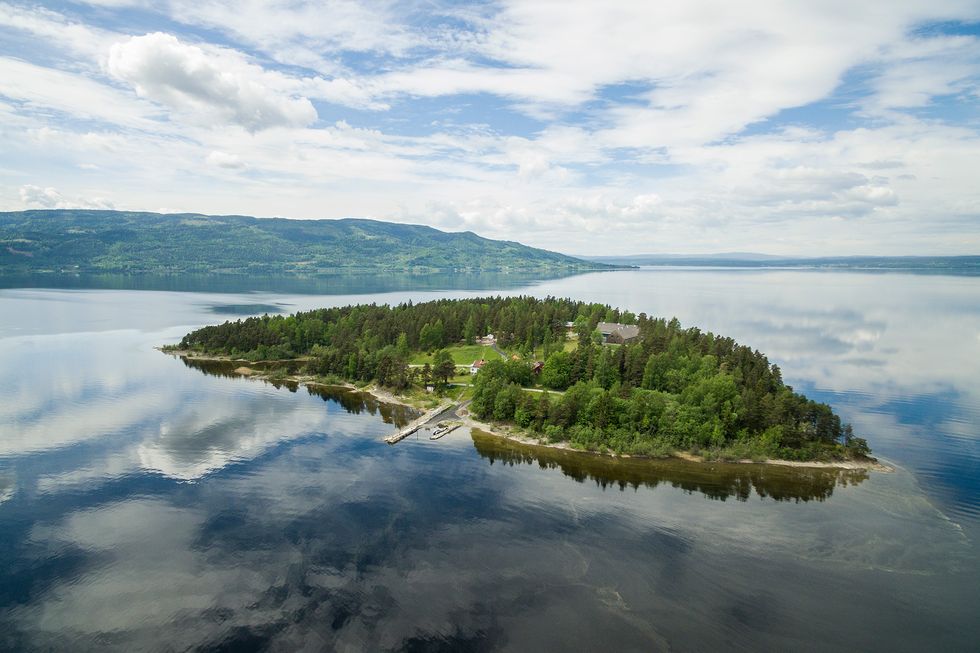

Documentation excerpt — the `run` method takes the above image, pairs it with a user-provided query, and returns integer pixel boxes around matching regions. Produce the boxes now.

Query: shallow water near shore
[1,269,978,651]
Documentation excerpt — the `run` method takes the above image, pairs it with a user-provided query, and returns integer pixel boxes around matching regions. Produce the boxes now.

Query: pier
[384,401,456,444]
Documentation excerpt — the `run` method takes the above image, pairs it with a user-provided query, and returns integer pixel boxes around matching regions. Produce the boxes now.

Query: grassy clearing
[410,344,499,365]
[528,340,578,360]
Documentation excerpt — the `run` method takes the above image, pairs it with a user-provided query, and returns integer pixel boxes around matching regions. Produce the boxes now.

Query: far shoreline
[161,349,891,473]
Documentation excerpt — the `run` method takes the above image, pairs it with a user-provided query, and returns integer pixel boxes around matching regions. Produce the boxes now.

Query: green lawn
[410,344,499,365]
[410,340,577,367]
[529,339,578,360]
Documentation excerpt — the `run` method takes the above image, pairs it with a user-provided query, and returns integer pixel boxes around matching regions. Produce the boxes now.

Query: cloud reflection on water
[3,424,972,652]
[0,274,978,651]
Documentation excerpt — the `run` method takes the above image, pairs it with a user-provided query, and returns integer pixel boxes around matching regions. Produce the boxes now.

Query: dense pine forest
[173,296,871,461]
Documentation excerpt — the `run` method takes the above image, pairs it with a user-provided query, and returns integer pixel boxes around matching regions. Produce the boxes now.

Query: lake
[1,269,978,651]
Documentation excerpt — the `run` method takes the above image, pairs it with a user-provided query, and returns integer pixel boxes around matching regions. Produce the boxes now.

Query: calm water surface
[0,270,978,651]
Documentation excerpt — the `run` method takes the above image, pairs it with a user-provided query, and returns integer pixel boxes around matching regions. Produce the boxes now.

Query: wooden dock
[384,401,455,444]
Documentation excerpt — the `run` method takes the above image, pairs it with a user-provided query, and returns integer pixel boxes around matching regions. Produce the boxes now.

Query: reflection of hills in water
[0,270,584,294]
[206,302,286,315]
[471,431,868,502]
[179,357,416,428]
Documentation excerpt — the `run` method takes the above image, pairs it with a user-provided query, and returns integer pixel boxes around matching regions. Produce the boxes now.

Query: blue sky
[1,1,979,255]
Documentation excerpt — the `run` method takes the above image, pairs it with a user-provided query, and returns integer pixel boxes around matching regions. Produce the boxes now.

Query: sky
[1,1,979,256]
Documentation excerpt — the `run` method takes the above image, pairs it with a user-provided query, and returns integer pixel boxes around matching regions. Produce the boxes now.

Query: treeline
[176,295,629,362]
[174,296,870,461]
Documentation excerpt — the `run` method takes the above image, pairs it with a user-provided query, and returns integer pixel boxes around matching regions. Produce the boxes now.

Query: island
[165,296,877,467]
[0,210,617,275]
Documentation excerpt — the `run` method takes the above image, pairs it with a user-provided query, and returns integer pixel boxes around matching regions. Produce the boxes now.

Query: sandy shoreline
[159,349,312,365]
[456,406,893,472]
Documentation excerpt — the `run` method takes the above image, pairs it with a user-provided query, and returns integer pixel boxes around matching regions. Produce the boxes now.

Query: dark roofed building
[596,322,640,344]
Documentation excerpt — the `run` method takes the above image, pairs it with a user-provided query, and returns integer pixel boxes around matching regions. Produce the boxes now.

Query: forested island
[0,210,613,274]
[169,297,873,464]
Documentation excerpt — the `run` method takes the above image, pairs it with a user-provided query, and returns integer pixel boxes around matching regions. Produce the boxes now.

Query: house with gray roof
[596,322,640,344]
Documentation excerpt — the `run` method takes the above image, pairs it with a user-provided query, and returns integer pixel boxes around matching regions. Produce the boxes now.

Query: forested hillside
[0,210,609,274]
[173,297,871,462]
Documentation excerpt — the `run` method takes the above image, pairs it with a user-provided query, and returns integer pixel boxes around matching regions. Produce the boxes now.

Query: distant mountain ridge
[586,252,787,262]
[0,210,614,275]
[584,253,980,274]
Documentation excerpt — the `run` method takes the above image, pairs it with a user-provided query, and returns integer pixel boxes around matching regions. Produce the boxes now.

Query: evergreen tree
[433,350,455,386]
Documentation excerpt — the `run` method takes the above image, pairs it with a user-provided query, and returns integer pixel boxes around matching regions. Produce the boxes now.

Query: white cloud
[138,0,980,136]
[0,2,114,60]
[338,2,980,143]
[19,184,114,210]
[205,150,245,169]
[30,126,126,153]
[865,35,980,113]
[1,2,979,254]
[0,56,164,129]
[106,32,318,131]
[408,192,667,244]
[18,184,62,208]
[302,76,390,110]
[74,0,147,6]
[167,0,418,61]
[842,185,898,206]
